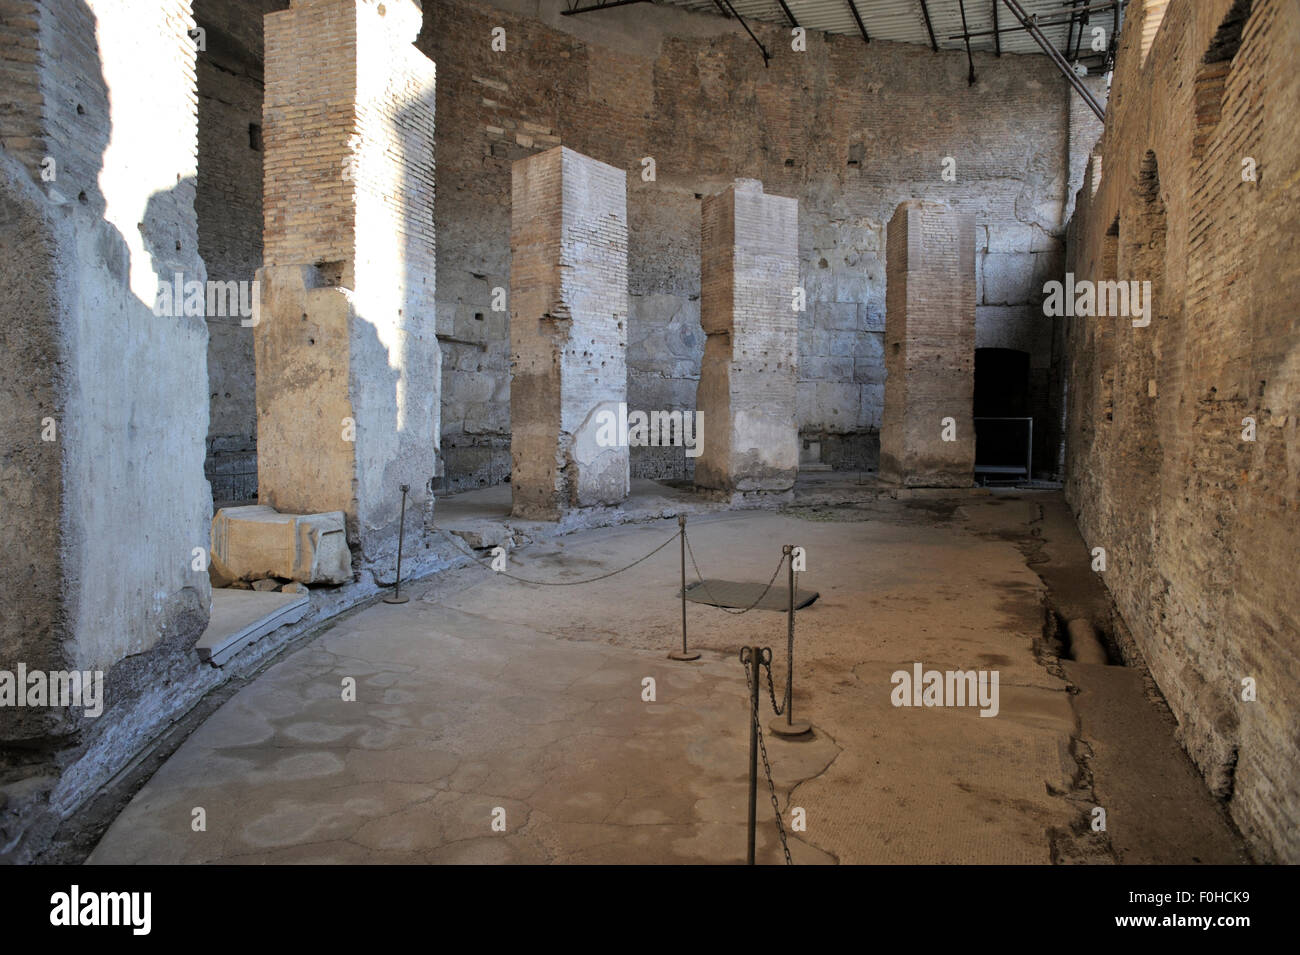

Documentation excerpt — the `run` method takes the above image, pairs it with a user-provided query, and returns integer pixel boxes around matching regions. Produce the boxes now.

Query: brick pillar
[693,179,799,499]
[257,0,437,580]
[879,200,976,487]
[509,146,629,520]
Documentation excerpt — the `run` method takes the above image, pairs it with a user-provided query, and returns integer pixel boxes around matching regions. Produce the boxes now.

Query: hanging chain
[742,654,794,866]
[430,522,678,586]
[684,530,786,614]
[763,557,798,717]
[764,660,786,717]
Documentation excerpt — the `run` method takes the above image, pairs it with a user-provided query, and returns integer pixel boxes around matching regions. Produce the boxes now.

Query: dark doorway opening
[974,348,1032,483]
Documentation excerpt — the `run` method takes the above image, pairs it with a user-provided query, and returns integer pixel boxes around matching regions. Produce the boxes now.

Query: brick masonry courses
[509,145,630,519]
[188,0,1094,492]
[257,0,439,579]
[694,178,799,496]
[195,0,285,505]
[879,200,977,487]
[421,0,1084,488]
[1064,0,1300,861]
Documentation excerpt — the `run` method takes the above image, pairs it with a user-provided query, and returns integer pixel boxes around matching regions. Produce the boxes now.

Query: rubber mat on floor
[682,579,819,612]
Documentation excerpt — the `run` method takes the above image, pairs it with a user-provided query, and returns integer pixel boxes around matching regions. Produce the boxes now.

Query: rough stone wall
[419,0,1085,487]
[0,0,211,855]
[694,179,799,495]
[1064,0,1300,861]
[0,153,65,744]
[0,0,211,676]
[879,201,977,486]
[509,146,629,519]
[258,0,438,578]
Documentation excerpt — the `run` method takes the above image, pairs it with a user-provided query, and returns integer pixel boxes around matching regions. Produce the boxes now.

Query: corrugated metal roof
[649,0,1126,62]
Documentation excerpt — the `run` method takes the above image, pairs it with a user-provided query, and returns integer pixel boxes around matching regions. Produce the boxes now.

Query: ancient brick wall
[1064,0,1299,861]
[420,0,1085,487]
[182,0,1090,492]
[194,0,284,504]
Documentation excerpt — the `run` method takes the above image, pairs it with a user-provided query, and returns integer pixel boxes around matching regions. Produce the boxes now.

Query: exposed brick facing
[1064,0,1300,861]
[509,145,630,519]
[694,179,799,494]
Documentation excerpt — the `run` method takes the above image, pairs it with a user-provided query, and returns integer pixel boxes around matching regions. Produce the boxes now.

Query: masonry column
[693,179,799,500]
[257,0,438,580]
[879,200,976,486]
[509,146,629,520]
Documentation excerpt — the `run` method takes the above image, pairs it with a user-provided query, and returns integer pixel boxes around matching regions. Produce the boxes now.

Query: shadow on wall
[352,7,438,572]
[395,64,439,536]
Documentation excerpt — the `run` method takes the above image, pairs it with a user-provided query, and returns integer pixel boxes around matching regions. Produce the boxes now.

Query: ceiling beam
[957,0,976,85]
[720,0,772,65]
[562,0,652,15]
[999,0,1105,119]
[846,1,871,44]
[919,0,939,52]
[992,0,1001,55]
[775,0,800,28]
[1065,0,1078,61]
[948,2,1123,41]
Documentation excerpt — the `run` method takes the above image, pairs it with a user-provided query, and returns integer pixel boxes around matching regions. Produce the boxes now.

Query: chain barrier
[683,530,786,614]
[430,521,679,587]
[764,661,786,718]
[432,511,798,863]
[742,651,794,866]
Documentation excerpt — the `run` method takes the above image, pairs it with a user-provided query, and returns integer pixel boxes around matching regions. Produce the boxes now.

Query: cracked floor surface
[89,491,1246,864]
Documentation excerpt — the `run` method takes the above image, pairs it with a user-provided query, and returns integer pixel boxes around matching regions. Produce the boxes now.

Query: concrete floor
[89,488,1248,864]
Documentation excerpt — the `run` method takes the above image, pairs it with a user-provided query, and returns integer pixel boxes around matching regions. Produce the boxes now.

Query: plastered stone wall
[258,0,438,580]
[879,201,977,486]
[1064,0,1299,861]
[694,179,799,495]
[0,0,211,853]
[1,0,211,682]
[509,146,630,520]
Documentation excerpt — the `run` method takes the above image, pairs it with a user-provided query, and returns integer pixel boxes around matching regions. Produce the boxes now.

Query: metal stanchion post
[770,543,812,738]
[669,514,700,661]
[743,646,760,865]
[383,484,410,605]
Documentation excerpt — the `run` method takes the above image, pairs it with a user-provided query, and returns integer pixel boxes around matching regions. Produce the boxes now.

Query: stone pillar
[693,179,799,499]
[257,0,438,580]
[879,200,976,486]
[509,146,629,520]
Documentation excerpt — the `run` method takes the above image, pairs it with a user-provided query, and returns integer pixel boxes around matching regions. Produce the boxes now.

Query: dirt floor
[88,488,1250,864]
